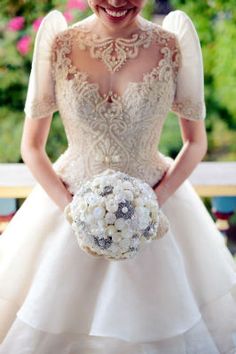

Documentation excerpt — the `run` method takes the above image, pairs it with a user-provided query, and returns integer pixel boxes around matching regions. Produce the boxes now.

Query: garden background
[0,0,235,163]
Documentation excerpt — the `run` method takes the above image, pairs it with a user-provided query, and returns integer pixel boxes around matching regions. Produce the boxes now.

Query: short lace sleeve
[24,10,67,119]
[162,10,206,121]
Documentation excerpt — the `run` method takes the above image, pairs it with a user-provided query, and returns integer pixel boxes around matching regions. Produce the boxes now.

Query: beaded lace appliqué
[72,20,153,73]
[74,29,153,72]
[51,23,182,194]
[25,96,57,119]
[172,98,205,120]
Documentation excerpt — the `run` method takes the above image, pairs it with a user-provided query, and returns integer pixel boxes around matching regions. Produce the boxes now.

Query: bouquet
[64,169,169,261]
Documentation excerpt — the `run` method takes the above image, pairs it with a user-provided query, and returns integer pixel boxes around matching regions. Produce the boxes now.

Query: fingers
[64,203,73,224]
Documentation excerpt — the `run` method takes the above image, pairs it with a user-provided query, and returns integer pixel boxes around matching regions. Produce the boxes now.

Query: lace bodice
[24,10,206,195]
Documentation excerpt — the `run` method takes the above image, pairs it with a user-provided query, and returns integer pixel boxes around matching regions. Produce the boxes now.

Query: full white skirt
[0,178,236,354]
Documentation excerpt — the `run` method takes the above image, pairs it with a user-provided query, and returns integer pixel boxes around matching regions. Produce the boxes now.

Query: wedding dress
[0,8,236,354]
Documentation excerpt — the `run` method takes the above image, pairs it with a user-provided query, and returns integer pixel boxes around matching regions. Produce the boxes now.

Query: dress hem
[0,280,234,344]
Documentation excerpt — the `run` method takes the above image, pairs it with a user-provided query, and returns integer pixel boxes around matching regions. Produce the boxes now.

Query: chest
[52,23,179,125]
[52,23,178,101]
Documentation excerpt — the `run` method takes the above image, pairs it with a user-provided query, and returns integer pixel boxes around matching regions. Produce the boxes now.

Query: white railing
[0,162,236,198]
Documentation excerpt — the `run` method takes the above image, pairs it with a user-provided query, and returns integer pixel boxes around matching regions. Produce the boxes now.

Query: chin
[94,4,141,29]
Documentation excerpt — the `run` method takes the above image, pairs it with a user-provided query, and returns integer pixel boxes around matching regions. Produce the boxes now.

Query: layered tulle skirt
[0,177,236,353]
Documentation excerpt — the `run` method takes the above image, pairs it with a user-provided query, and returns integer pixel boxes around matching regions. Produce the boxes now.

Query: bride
[0,0,236,353]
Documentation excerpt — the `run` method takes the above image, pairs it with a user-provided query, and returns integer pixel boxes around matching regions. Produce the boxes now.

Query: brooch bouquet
[64,169,169,261]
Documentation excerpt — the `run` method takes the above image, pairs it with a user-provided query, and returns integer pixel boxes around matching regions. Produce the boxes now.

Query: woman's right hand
[64,202,73,224]
[58,178,74,212]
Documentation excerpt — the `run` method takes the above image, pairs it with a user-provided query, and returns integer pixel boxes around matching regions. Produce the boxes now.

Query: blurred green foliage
[160,0,236,160]
[0,0,235,163]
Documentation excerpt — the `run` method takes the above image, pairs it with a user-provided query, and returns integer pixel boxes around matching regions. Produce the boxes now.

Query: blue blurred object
[212,196,236,213]
[0,198,17,216]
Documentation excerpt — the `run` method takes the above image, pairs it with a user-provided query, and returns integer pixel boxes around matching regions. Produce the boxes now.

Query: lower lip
[100,7,133,22]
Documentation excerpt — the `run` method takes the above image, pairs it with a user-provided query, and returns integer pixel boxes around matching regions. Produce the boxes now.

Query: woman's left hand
[152,170,169,208]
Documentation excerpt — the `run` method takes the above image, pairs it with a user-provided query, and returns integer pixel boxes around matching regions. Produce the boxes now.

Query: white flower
[111,232,122,242]
[89,194,101,205]
[110,244,122,256]
[139,216,150,229]
[81,203,89,213]
[135,206,147,217]
[146,199,157,208]
[105,212,116,225]
[123,190,134,201]
[91,226,99,235]
[92,206,106,219]
[114,193,126,203]
[87,204,96,213]
[105,200,118,213]
[122,181,133,190]
[97,219,105,230]
[113,185,123,194]
[84,192,94,203]
[134,197,144,207]
[106,225,116,237]
[150,207,158,220]
[131,236,140,248]
[91,179,101,188]
[120,238,131,249]
[116,178,123,186]
[115,218,126,230]
[79,212,86,221]
[85,214,95,223]
[121,227,133,239]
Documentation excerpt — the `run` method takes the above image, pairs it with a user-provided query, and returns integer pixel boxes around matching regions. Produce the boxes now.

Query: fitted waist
[52,148,172,195]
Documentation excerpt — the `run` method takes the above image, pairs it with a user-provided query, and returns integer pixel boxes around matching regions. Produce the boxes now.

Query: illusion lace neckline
[52,21,180,104]
[65,56,167,104]
[70,19,154,73]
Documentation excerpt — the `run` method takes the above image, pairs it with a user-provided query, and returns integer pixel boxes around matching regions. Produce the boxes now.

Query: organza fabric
[0,179,236,353]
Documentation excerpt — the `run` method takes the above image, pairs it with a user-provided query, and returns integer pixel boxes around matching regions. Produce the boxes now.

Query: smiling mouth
[100,6,134,18]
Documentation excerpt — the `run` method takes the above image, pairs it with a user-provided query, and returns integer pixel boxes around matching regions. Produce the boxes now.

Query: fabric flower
[92,206,105,219]
[105,212,116,225]
[115,218,126,231]
[105,199,118,213]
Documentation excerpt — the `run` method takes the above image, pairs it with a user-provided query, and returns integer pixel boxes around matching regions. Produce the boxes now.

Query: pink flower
[16,35,31,55]
[67,0,88,11]
[32,17,43,32]
[7,16,25,31]
[63,11,74,22]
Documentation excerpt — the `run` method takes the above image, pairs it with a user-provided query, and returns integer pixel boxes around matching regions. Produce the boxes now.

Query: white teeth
[105,8,128,17]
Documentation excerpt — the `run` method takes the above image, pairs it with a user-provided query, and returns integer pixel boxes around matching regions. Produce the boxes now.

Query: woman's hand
[58,180,74,212]
[152,170,169,208]
[153,186,168,208]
